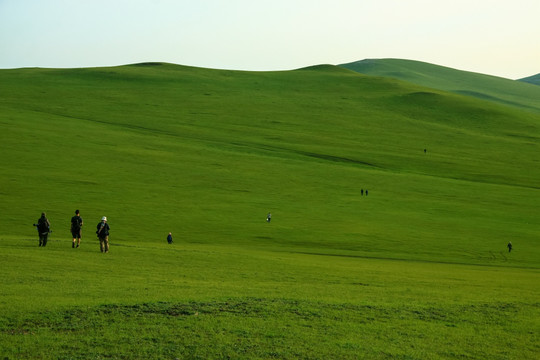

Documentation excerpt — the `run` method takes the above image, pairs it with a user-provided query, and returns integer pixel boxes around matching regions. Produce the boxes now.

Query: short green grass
[1,63,539,359]
[1,238,538,359]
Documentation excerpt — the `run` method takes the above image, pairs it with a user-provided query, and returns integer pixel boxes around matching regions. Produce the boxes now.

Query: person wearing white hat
[96,216,110,253]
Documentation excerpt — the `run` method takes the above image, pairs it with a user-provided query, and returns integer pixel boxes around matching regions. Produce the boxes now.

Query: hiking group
[34,210,110,253]
[34,210,515,254]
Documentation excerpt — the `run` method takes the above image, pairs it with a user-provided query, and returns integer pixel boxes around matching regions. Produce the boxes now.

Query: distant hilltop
[519,73,540,86]
[339,58,540,114]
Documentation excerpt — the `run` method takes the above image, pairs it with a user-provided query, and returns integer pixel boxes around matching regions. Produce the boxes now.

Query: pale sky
[1,0,539,79]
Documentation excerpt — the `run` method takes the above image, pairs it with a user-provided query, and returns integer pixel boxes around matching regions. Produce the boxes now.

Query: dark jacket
[96,221,110,238]
[37,216,50,234]
[71,215,83,230]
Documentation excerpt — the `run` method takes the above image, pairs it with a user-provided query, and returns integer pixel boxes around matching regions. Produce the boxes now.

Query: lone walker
[96,216,110,253]
[71,209,83,248]
[507,241,512,253]
[34,212,50,247]
[167,232,173,244]
[267,213,272,223]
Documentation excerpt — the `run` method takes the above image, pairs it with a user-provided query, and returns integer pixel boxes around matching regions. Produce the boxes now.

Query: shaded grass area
[2,299,537,360]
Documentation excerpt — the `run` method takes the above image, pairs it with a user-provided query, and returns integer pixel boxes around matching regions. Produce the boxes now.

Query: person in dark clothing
[267,213,272,223]
[71,209,83,248]
[167,232,173,244]
[34,212,50,247]
[96,216,110,253]
[507,242,512,253]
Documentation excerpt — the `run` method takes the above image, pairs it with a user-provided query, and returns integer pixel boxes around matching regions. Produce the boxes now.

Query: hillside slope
[340,58,540,114]
[519,73,540,86]
[0,63,539,266]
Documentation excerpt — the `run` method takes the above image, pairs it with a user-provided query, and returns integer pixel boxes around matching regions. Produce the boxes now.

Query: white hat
[102,216,107,221]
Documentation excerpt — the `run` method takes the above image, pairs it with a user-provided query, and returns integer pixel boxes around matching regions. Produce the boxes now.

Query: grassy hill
[1,63,539,359]
[340,58,540,114]
[520,73,540,86]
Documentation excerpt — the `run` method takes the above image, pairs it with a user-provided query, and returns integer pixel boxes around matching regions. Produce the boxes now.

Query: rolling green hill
[520,73,540,86]
[1,62,539,264]
[1,63,539,359]
[340,58,540,114]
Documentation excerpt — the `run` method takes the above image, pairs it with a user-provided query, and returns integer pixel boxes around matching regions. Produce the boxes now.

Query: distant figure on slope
[167,232,173,244]
[507,241,512,253]
[96,216,110,253]
[71,209,83,248]
[267,213,272,223]
[361,189,364,196]
[34,212,50,247]
[424,148,427,154]
[365,189,368,196]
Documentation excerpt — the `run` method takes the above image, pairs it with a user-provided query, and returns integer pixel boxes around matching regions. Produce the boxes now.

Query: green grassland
[0,62,539,359]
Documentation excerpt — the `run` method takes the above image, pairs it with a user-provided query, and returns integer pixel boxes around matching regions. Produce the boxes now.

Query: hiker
[34,212,50,247]
[361,189,364,196]
[507,241,512,253]
[267,213,272,223]
[70,209,83,248]
[365,189,368,196]
[96,216,110,253]
[167,232,173,244]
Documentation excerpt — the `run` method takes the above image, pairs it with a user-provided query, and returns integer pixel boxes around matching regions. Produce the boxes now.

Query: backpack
[72,216,82,230]
[96,222,109,237]
[38,218,49,233]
